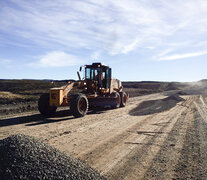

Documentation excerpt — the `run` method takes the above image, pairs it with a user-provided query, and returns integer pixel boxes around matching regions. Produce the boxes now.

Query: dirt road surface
[1,93,207,179]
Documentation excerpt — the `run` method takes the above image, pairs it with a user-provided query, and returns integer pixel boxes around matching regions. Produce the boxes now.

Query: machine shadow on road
[129,95,185,116]
[87,106,112,115]
[0,109,74,127]
[27,107,109,126]
[0,107,110,127]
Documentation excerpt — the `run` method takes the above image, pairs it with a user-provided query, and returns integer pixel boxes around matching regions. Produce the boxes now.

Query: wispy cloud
[0,0,207,59]
[29,51,82,67]
[159,50,207,61]
[158,49,174,57]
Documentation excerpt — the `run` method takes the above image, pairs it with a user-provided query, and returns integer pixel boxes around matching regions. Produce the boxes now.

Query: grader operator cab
[38,62,128,118]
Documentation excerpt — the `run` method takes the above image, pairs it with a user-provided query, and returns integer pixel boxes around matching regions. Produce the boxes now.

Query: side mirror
[79,66,82,71]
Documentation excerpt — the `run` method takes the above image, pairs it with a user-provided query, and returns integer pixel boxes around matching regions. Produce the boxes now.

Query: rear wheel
[111,92,121,108]
[70,93,88,118]
[120,92,127,107]
[38,93,57,116]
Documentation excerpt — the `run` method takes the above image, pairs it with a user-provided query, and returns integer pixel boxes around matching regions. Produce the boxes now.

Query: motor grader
[38,62,128,118]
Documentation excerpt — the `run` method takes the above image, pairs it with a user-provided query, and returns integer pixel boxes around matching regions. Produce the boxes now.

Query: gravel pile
[130,94,185,116]
[0,134,105,180]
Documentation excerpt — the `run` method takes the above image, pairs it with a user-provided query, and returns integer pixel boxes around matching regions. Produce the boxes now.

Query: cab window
[85,68,90,79]
[85,68,99,80]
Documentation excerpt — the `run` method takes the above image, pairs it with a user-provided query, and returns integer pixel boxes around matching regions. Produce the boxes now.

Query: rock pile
[0,134,105,180]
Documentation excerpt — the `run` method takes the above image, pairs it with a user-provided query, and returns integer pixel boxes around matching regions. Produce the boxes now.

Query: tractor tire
[70,93,89,118]
[38,93,57,116]
[120,91,127,107]
[111,92,121,108]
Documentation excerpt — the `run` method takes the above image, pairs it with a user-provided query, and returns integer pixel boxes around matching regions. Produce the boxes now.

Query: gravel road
[1,93,207,179]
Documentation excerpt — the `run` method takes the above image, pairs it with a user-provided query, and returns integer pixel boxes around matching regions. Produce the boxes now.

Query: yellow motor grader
[38,62,128,118]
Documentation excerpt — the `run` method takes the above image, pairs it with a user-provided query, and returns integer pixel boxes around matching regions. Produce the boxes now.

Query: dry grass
[0,91,25,99]
[124,88,158,97]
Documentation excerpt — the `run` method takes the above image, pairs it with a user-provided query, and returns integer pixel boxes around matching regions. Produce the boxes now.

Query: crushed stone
[0,134,106,180]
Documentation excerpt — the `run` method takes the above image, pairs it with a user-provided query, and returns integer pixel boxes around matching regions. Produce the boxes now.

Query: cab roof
[85,62,109,69]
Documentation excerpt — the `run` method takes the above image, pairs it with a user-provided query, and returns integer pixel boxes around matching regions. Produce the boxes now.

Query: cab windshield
[85,68,101,80]
[85,67,111,88]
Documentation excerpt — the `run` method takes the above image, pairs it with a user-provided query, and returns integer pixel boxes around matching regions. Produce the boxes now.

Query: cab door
[105,68,111,89]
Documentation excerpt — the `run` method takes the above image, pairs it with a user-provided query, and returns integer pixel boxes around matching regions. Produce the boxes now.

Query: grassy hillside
[123,81,189,97]
[0,80,67,104]
[0,79,191,104]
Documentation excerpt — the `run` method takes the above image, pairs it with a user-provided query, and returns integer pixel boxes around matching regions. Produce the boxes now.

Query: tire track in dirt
[80,98,188,177]
[105,97,194,180]
[194,95,207,122]
[81,105,178,167]
[81,115,157,163]
[106,111,185,180]
[141,97,195,180]
[174,96,207,180]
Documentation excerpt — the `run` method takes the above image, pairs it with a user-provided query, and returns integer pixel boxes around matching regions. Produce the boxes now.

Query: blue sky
[0,0,207,82]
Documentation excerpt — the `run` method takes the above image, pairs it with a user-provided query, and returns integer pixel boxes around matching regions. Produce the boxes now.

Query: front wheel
[38,93,57,116]
[70,93,89,118]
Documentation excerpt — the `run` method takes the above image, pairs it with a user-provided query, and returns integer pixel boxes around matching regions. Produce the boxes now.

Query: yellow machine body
[49,88,64,107]
[38,62,128,117]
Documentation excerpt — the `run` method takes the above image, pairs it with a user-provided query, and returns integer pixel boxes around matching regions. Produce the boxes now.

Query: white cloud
[0,0,207,58]
[194,41,207,47]
[29,51,82,67]
[122,37,142,54]
[158,49,174,57]
[159,50,207,61]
